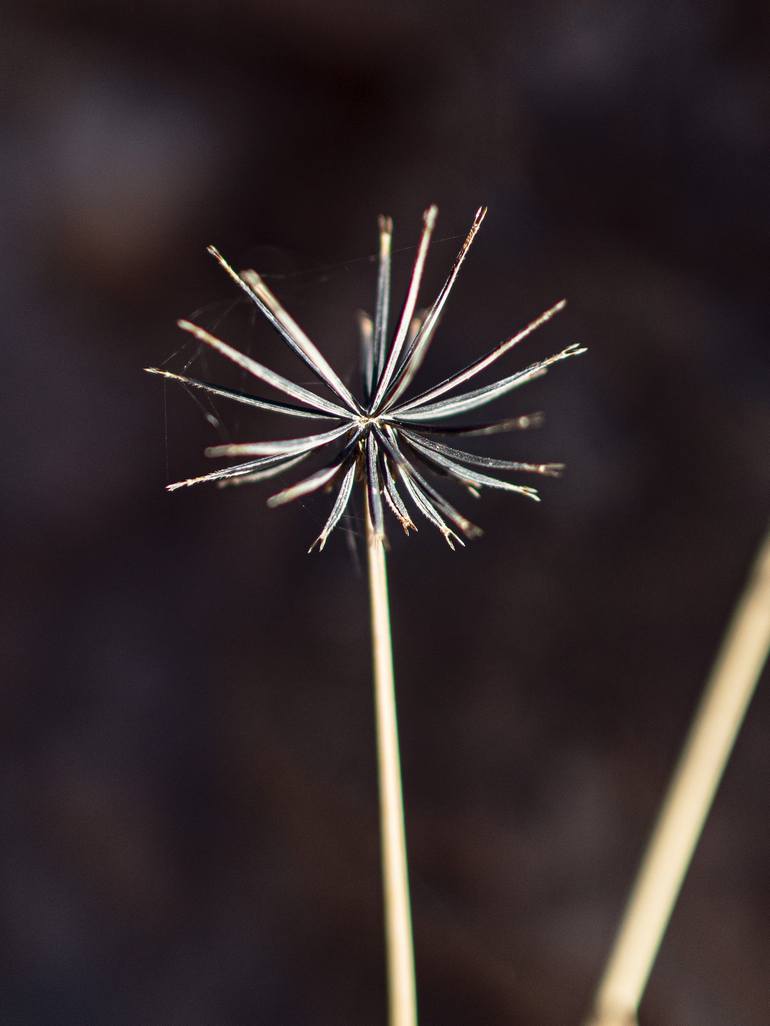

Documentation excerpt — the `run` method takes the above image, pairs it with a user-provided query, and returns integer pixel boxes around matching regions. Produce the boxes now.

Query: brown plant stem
[366,510,418,1026]
[586,525,770,1026]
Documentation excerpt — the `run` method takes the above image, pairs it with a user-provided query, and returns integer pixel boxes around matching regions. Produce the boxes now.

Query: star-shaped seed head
[146,205,585,551]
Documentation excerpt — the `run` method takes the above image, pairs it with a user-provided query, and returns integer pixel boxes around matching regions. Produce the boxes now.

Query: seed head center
[357,414,384,432]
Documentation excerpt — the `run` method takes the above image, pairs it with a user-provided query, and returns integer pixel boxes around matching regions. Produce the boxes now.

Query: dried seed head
[148,206,585,550]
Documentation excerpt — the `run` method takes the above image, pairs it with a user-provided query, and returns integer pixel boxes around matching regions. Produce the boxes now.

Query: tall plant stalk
[587,524,770,1026]
[149,207,583,1026]
[366,509,417,1026]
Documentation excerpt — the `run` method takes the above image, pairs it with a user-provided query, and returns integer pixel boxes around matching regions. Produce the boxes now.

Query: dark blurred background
[2,1,768,1024]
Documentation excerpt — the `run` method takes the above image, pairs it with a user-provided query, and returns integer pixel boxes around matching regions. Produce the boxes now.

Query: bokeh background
[3,2,768,1024]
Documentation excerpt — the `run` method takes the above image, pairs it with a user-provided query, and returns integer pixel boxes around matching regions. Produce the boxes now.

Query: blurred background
[2,1,768,1023]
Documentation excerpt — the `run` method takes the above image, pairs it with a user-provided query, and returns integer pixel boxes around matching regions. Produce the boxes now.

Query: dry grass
[586,525,770,1026]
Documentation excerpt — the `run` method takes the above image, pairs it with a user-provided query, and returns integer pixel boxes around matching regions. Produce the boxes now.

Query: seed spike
[394,345,585,422]
[383,205,488,409]
[145,366,333,420]
[358,310,375,400]
[402,434,542,501]
[176,319,350,419]
[240,269,361,413]
[166,452,307,491]
[393,298,568,415]
[207,246,358,413]
[308,461,357,552]
[401,430,564,476]
[205,423,351,459]
[371,205,438,411]
[407,413,545,436]
[371,215,393,393]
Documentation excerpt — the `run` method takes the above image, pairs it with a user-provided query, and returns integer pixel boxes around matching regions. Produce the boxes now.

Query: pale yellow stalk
[587,525,770,1026]
[366,516,418,1026]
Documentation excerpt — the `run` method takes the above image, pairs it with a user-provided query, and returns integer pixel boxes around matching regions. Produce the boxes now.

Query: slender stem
[366,512,418,1026]
[586,525,770,1026]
